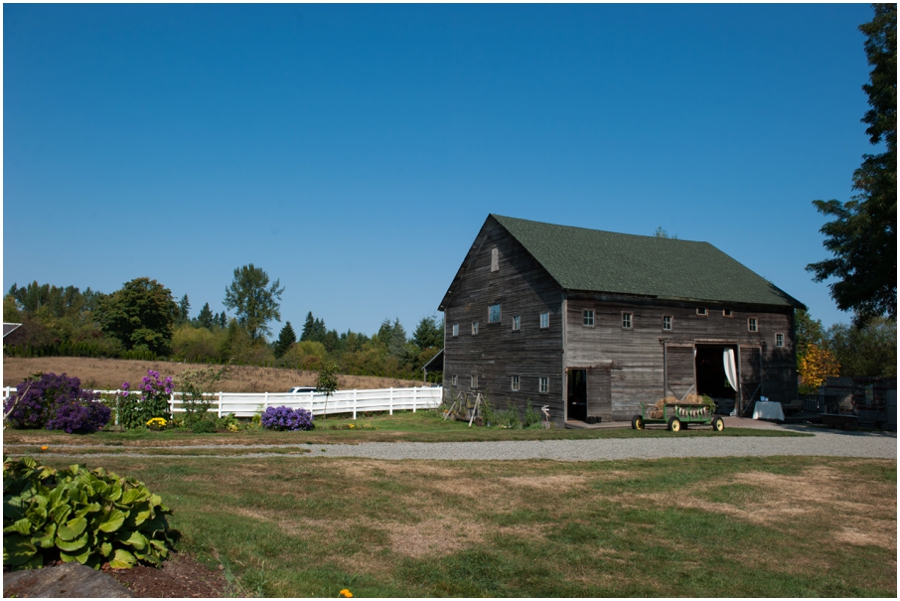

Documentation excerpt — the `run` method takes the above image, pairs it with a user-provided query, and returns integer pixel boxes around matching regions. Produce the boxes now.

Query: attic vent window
[723,309,733,318]
[540,312,550,329]
[663,316,672,331]
[697,308,708,316]
[512,315,521,331]
[489,304,501,323]
[491,248,499,272]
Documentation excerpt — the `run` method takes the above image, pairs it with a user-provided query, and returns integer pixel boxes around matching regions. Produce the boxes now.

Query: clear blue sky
[2,3,880,337]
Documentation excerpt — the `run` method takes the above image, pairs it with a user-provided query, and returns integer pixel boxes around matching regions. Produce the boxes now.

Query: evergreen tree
[196,303,214,329]
[223,263,284,340]
[300,312,316,342]
[274,321,297,359]
[412,315,444,349]
[177,294,191,325]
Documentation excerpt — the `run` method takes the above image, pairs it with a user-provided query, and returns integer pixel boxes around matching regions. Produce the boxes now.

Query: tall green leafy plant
[3,456,174,570]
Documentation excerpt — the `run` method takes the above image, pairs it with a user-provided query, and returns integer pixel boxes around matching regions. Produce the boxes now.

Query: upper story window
[512,315,521,331]
[540,312,550,329]
[697,307,708,316]
[748,317,758,333]
[663,315,673,331]
[583,309,595,327]
[539,377,549,393]
[775,333,784,348]
[723,309,733,318]
[472,321,479,335]
[452,324,459,337]
[489,304,501,323]
[491,248,499,272]
[622,312,633,329]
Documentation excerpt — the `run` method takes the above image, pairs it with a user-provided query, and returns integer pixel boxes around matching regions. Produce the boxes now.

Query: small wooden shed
[438,215,804,425]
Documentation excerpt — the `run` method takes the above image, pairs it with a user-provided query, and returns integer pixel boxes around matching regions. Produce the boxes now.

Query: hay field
[2,357,423,392]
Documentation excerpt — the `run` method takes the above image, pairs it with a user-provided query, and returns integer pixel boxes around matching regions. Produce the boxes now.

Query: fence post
[353,389,357,420]
[390,387,394,415]
[218,392,223,418]
[169,393,175,417]
[413,387,417,413]
[264,391,268,413]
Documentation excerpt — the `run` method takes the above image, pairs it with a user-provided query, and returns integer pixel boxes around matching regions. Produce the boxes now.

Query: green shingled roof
[492,214,803,308]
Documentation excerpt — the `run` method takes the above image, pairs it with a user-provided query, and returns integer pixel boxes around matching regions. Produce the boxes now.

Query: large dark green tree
[412,315,443,350]
[274,321,297,359]
[808,4,897,324]
[223,264,284,340]
[196,302,214,329]
[177,294,191,325]
[98,277,178,355]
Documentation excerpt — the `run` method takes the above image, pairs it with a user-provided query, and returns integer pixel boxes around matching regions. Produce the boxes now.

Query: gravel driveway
[304,425,896,461]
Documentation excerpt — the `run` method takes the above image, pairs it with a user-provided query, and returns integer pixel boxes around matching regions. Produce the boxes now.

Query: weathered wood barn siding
[441,219,566,419]
[565,294,796,420]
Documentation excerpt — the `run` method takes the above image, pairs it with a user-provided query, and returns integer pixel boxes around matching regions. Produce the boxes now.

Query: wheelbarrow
[631,402,725,432]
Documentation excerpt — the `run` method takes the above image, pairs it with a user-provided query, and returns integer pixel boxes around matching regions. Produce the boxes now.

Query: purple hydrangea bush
[261,406,314,431]
[4,373,110,434]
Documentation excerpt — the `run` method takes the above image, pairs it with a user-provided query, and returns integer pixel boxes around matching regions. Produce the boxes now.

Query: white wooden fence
[2,386,443,420]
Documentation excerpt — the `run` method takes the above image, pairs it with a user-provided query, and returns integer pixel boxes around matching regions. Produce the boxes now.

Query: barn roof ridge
[488,213,804,309]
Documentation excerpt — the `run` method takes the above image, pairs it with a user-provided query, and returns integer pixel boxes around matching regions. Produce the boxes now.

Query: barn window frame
[723,309,733,318]
[511,375,520,391]
[452,323,459,337]
[697,307,708,316]
[748,317,758,333]
[539,377,549,393]
[583,309,595,327]
[489,303,501,323]
[491,248,499,272]
[775,333,784,348]
[470,375,478,389]
[622,312,633,329]
[451,374,458,387]
[472,321,479,335]
[540,312,550,329]
[663,315,673,331]
[512,315,521,331]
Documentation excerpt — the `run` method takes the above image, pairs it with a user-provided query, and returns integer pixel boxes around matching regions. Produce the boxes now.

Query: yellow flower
[40,445,48,451]
[339,589,353,598]
[348,424,355,429]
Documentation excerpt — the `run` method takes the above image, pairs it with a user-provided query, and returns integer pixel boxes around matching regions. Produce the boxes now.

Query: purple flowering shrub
[119,370,173,430]
[4,373,110,434]
[261,406,314,431]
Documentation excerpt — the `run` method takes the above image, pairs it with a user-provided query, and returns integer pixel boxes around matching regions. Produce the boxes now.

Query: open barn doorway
[695,345,738,412]
[567,369,587,421]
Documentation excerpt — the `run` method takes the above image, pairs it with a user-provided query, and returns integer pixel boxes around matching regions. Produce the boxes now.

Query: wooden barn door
[664,344,695,400]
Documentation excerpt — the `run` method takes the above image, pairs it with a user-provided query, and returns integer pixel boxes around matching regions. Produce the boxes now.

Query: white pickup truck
[287,386,318,394]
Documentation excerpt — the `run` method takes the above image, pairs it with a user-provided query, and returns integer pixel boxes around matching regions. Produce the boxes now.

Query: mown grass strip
[30,454,896,598]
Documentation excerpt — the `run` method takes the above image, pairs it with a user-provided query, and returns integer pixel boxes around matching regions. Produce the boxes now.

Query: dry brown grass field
[2,357,423,392]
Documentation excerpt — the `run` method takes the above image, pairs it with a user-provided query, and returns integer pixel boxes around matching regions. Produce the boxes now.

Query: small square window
[539,377,549,393]
[489,304,501,323]
[697,307,708,316]
[452,324,459,337]
[512,316,521,331]
[748,317,758,333]
[511,375,520,391]
[470,375,478,389]
[451,375,458,386]
[775,333,784,348]
[540,312,550,328]
[663,315,672,331]
[622,312,633,329]
[472,321,479,335]
[491,248,499,272]
[723,309,733,318]
[583,309,595,327]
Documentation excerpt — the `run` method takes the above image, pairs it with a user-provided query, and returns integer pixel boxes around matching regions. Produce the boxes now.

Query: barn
[438,214,804,425]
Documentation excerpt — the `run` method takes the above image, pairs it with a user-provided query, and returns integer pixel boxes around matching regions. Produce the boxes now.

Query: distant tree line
[4,265,443,381]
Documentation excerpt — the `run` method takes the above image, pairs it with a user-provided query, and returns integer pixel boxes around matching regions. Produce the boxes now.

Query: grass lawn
[20,451,897,598]
[2,410,811,449]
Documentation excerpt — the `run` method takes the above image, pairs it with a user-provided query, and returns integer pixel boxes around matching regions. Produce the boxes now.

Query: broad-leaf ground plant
[3,373,110,434]
[3,456,175,570]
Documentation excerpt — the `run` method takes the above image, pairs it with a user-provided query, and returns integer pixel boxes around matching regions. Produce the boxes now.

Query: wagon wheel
[631,415,645,430]
[667,416,682,432]
[711,416,725,432]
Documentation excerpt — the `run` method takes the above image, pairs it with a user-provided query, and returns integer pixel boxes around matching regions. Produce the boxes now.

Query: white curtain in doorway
[723,348,738,391]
